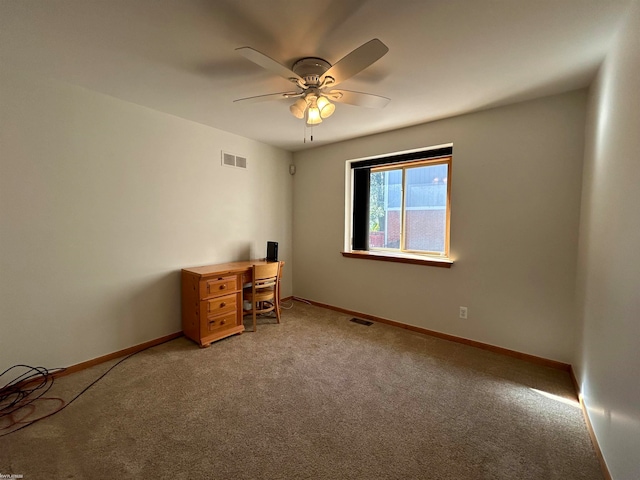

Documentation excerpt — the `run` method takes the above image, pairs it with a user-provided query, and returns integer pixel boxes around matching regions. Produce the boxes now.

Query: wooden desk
[181,260,282,347]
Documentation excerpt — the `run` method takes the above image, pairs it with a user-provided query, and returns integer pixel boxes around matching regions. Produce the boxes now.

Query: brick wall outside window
[369,209,445,253]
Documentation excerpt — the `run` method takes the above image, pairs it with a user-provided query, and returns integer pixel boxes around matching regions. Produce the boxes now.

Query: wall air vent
[221,151,247,169]
[235,156,247,169]
[223,152,235,167]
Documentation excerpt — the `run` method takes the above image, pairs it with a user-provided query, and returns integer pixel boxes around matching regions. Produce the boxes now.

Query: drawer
[201,275,237,299]
[203,293,237,317]
[201,311,236,336]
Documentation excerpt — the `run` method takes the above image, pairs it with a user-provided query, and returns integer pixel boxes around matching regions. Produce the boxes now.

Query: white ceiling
[0,0,631,152]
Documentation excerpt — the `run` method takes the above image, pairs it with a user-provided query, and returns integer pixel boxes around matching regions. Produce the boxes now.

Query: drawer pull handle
[221,320,226,325]
[220,302,226,308]
[219,285,227,290]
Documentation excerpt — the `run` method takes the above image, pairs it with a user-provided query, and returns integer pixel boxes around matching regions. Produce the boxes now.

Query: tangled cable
[0,348,145,438]
[0,364,66,436]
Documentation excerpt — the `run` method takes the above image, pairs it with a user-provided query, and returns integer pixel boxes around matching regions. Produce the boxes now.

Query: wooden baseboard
[293,297,571,371]
[570,367,613,480]
[55,331,183,378]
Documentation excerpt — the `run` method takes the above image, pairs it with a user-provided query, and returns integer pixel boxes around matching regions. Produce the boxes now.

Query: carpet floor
[0,302,603,479]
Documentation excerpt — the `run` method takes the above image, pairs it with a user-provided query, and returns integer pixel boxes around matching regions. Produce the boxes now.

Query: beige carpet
[1,302,602,479]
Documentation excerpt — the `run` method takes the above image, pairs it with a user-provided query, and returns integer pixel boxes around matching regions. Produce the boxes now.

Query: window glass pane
[369,169,402,249]
[405,163,448,253]
[386,169,402,208]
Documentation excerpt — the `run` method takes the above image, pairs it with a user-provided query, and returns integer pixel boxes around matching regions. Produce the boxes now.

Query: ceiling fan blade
[329,90,390,109]
[321,39,389,86]
[236,47,302,82]
[234,91,301,104]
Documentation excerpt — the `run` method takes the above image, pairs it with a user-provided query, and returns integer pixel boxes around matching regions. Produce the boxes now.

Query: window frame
[369,156,452,258]
[343,145,454,268]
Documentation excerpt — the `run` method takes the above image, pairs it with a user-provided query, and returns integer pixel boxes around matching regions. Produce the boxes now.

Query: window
[370,158,450,255]
[345,146,453,267]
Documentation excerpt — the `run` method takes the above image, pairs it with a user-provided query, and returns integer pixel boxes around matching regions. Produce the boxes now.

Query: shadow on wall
[119,270,183,344]
[236,243,253,261]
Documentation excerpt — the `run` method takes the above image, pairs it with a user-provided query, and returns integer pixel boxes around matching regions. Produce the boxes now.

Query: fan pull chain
[303,122,314,143]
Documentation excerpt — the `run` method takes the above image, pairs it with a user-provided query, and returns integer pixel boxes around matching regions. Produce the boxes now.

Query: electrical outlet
[459,306,468,319]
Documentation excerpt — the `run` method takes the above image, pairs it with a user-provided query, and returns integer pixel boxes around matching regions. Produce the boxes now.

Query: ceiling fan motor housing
[292,57,332,86]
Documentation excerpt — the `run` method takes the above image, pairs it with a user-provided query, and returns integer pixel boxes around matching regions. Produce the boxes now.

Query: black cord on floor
[0,339,170,438]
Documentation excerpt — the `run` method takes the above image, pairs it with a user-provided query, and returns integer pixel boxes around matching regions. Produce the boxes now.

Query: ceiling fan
[233,39,390,126]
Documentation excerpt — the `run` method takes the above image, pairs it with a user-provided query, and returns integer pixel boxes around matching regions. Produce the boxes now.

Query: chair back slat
[253,262,279,282]
[254,279,276,289]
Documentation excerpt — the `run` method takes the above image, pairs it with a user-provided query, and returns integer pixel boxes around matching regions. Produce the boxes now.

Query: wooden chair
[243,262,281,332]
[275,261,284,318]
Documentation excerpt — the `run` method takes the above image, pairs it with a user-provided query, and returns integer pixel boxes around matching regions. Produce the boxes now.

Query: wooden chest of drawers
[181,268,245,347]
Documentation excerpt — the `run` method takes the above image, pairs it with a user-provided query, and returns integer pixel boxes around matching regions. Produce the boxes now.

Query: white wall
[575,1,640,478]
[0,70,293,372]
[292,91,587,363]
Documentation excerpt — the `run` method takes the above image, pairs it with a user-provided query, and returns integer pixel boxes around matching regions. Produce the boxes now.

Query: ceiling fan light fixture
[316,95,335,119]
[289,98,307,119]
[306,106,322,125]
[305,96,322,125]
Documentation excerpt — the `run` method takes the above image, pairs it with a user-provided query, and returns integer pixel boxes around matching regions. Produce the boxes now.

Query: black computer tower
[266,241,278,262]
